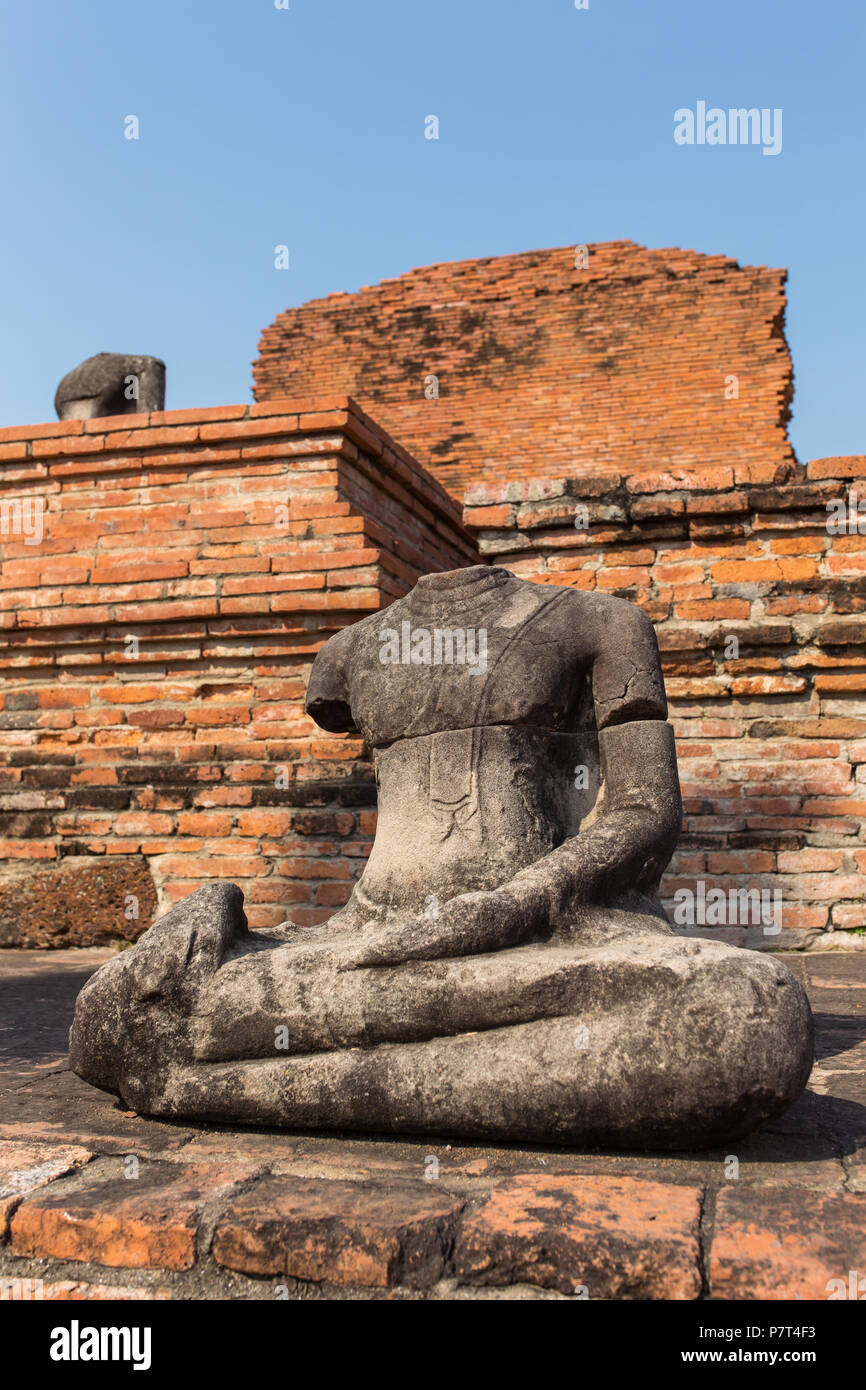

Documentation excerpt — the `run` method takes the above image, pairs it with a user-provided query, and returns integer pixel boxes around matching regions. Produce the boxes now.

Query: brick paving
[0,948,864,1301]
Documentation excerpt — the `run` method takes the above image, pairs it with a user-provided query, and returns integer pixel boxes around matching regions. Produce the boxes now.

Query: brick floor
[0,948,864,1300]
[454,1174,703,1299]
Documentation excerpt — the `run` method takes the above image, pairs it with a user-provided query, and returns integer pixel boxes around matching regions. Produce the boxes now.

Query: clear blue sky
[1,0,862,461]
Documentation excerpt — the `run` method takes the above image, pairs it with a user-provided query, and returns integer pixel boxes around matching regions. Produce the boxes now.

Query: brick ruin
[254,241,795,497]
[1,241,863,949]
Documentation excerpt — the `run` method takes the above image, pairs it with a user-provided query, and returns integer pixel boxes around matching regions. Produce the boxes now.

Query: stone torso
[305,566,664,913]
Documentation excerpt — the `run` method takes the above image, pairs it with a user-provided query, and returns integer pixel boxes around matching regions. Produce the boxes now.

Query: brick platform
[0,949,863,1301]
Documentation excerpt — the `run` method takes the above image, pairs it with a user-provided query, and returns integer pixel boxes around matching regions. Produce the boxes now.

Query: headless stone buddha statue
[70,566,814,1148]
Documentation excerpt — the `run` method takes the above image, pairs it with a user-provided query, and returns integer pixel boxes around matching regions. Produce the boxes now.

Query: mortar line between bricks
[0,1248,176,1296]
[837,1096,864,1191]
[806,1053,858,1189]
[0,1242,432,1299]
[697,1183,714,1299]
[9,1065,72,1092]
[440,1191,475,1285]
[163,1130,205,1161]
[193,1167,270,1268]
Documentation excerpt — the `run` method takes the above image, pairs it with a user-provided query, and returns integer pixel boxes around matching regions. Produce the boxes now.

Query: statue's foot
[69,882,356,1110]
[69,882,250,1111]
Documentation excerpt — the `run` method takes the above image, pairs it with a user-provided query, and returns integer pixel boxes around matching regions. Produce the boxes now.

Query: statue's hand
[336,886,540,971]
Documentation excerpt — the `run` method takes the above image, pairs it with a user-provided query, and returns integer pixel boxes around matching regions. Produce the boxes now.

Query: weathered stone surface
[710,1186,866,1300]
[213,1175,463,1288]
[0,855,157,948]
[54,353,165,420]
[0,1140,93,1235]
[10,1161,257,1271]
[454,1173,703,1299]
[70,568,814,1148]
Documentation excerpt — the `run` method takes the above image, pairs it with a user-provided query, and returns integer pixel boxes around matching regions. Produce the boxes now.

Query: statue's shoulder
[305,609,386,733]
[521,581,658,641]
[513,583,665,722]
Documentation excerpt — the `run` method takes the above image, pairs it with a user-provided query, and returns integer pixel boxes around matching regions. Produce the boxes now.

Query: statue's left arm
[499,597,681,933]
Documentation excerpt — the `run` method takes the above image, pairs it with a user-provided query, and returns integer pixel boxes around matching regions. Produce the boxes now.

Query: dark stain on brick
[0,856,158,948]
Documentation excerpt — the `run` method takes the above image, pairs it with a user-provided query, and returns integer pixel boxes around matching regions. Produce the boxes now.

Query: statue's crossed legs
[70,882,812,1149]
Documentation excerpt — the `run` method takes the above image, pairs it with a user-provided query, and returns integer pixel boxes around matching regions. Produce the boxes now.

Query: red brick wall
[3,397,861,953]
[464,456,866,951]
[254,241,795,500]
[0,400,476,946]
